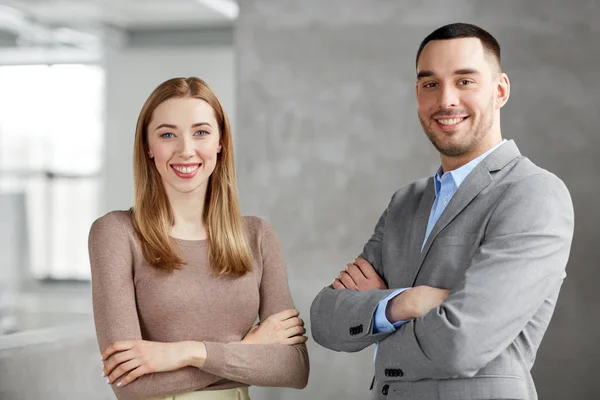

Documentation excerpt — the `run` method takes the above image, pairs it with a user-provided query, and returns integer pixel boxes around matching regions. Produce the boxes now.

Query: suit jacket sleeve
[375,172,574,379]
[310,193,401,352]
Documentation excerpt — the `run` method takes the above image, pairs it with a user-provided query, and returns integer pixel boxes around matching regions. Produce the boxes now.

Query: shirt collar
[433,139,507,195]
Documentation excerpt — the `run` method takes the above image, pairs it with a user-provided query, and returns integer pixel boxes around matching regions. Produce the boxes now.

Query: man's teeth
[438,117,465,125]
[173,165,199,174]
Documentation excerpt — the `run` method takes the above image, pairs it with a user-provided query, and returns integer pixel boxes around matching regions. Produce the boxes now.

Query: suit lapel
[405,178,435,277]
[421,166,492,254]
[409,140,522,285]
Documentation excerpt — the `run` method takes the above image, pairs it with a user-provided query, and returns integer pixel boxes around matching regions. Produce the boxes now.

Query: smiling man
[310,23,574,400]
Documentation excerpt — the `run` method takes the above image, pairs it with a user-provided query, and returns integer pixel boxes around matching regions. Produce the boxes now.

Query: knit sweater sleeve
[89,211,223,400]
[200,219,310,388]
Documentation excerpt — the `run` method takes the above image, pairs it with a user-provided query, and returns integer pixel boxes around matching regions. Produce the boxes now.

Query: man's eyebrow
[416,68,481,80]
[454,68,480,75]
[417,70,434,79]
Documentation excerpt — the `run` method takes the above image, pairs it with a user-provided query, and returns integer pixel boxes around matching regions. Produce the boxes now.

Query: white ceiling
[0,0,237,64]
[0,0,236,31]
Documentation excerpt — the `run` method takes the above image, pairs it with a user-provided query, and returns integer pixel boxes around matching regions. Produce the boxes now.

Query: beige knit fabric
[89,210,309,400]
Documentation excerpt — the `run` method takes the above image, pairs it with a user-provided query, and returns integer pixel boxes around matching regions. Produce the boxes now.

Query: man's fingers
[353,257,380,279]
[339,271,358,290]
[346,263,367,283]
[332,278,346,289]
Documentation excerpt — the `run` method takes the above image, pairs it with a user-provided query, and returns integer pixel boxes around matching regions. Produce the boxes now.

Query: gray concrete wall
[235,1,600,399]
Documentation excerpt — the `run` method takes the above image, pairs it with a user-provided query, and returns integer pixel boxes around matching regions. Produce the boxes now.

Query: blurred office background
[0,0,598,399]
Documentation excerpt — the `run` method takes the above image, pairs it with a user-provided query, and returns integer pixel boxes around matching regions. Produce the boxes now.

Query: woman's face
[147,97,221,198]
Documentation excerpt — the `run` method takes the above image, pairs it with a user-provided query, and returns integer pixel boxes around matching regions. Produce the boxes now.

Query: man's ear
[496,72,510,110]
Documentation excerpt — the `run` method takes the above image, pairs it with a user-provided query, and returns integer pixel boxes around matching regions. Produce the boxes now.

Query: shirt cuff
[373,288,409,333]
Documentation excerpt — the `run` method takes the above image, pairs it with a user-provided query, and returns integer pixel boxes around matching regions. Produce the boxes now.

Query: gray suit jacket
[310,141,574,400]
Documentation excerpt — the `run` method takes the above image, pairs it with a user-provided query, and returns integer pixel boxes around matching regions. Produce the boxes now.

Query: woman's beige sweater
[88,210,309,400]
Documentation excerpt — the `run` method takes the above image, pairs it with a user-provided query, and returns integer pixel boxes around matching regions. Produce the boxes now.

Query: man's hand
[333,257,387,290]
[386,286,450,321]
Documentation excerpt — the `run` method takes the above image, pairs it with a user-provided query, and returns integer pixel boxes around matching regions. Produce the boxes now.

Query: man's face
[416,37,506,159]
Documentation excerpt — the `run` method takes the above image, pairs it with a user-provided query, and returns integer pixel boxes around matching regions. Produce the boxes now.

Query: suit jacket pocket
[384,376,526,400]
[438,375,527,400]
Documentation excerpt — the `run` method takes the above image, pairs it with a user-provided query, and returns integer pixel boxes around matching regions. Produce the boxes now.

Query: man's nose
[438,85,459,109]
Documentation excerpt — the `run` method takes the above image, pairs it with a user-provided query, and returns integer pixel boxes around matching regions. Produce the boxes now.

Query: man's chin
[431,137,471,157]
[438,146,470,157]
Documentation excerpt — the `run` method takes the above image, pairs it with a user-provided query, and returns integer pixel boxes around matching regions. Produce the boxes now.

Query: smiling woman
[88,77,309,400]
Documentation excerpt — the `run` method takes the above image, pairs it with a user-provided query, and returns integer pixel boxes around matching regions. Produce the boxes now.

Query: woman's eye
[195,130,209,136]
[160,132,174,139]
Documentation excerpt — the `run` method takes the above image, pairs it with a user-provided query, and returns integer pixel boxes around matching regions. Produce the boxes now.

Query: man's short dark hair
[416,23,501,70]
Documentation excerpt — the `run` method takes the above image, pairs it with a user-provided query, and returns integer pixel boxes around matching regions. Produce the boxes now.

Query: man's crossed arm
[333,257,450,324]
[310,175,572,381]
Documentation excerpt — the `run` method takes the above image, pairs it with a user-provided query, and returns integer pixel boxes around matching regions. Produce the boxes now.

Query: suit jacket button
[382,384,389,395]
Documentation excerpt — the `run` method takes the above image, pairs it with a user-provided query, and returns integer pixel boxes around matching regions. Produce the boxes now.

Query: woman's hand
[241,309,308,345]
[101,340,201,387]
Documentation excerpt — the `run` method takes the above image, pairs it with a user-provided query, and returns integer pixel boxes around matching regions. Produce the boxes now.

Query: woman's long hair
[132,77,252,276]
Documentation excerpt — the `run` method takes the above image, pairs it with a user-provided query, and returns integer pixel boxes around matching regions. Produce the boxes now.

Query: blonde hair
[132,77,252,276]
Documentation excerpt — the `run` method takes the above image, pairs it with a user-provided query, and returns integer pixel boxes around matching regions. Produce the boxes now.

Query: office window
[0,64,104,280]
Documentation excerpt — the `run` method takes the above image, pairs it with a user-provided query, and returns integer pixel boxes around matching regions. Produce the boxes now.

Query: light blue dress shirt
[372,140,507,335]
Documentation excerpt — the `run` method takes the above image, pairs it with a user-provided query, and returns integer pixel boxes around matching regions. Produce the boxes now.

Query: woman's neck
[166,185,208,241]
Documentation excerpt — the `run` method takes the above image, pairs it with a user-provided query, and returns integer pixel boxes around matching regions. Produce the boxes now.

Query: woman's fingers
[103,349,135,377]
[102,341,134,361]
[287,325,306,337]
[116,364,152,387]
[281,316,303,330]
[269,308,299,322]
[284,335,308,345]
[107,358,141,384]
